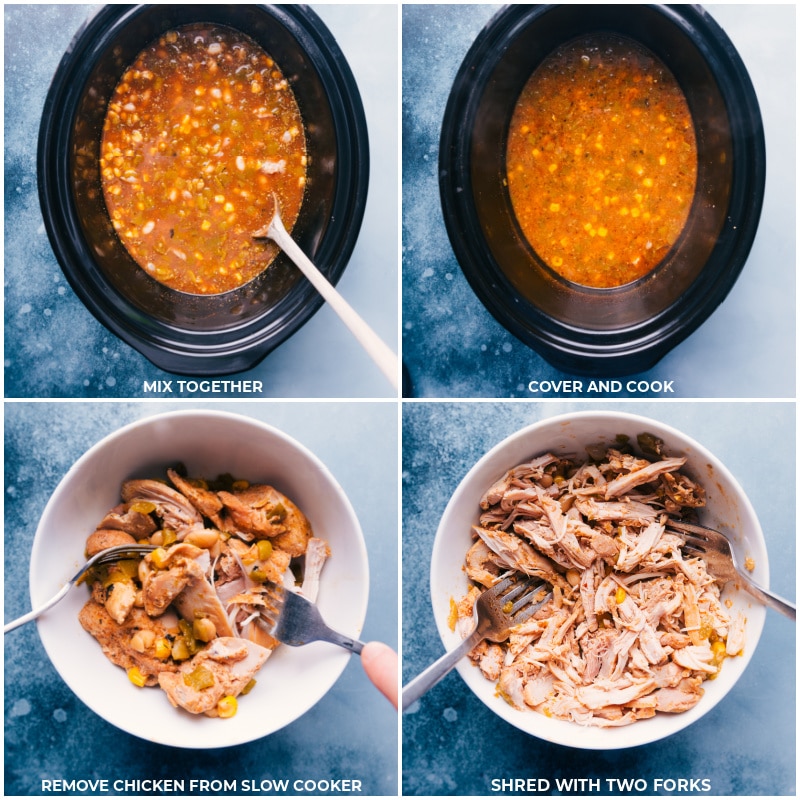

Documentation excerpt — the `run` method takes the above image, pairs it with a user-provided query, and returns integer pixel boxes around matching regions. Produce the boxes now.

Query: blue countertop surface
[401,4,795,399]
[4,402,398,796]
[402,401,795,796]
[4,4,398,399]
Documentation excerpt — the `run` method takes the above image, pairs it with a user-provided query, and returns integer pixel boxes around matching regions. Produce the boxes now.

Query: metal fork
[668,520,795,620]
[255,580,366,654]
[4,544,157,633]
[402,576,552,711]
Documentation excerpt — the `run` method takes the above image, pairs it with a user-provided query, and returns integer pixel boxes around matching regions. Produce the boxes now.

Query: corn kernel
[150,547,170,569]
[154,637,172,660]
[127,666,147,687]
[218,695,238,718]
[615,586,627,604]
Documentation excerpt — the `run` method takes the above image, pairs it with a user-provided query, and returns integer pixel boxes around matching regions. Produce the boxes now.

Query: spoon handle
[269,214,399,391]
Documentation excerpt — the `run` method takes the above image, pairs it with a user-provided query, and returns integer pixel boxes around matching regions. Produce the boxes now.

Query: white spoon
[255,196,398,391]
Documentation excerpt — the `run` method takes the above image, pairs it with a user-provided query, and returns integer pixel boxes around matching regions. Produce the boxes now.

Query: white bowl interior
[430,411,767,749]
[30,410,369,748]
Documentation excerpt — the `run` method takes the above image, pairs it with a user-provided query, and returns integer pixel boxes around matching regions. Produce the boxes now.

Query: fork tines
[93,544,158,564]
[666,521,710,554]
[490,577,551,630]
[254,581,285,633]
[501,576,549,614]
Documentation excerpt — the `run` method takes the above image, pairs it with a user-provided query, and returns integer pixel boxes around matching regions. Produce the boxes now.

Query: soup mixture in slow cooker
[101,24,306,295]
[506,34,698,289]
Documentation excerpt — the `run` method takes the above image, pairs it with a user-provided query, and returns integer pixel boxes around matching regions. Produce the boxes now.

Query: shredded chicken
[458,435,745,727]
[78,466,329,718]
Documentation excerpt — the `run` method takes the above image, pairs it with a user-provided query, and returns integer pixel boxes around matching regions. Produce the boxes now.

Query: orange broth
[506,34,697,289]
[101,24,306,295]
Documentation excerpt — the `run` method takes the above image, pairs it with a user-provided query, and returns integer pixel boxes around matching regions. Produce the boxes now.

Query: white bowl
[430,411,767,749]
[30,410,369,748]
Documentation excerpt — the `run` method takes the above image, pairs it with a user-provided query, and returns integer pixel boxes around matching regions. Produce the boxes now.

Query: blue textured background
[4,4,398,398]
[402,4,795,398]
[4,402,398,796]
[402,401,795,796]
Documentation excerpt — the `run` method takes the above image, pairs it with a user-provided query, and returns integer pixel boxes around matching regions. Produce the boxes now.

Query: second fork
[402,576,551,711]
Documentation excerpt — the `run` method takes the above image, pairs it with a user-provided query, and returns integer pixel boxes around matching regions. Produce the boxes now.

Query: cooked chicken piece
[167,469,225,527]
[300,538,330,603]
[465,539,506,588]
[141,543,233,637]
[475,526,568,589]
[497,664,527,710]
[576,678,657,710]
[475,642,504,681]
[660,471,706,510]
[578,562,600,632]
[582,628,618,682]
[726,612,747,656]
[499,487,545,513]
[79,600,179,685]
[649,661,688,688]
[140,543,203,615]
[97,503,157,539]
[660,631,692,649]
[585,529,620,561]
[174,580,234,640]
[591,707,657,727]
[568,463,607,495]
[536,496,596,569]
[480,473,511,511]
[215,538,292,601]
[142,565,190,615]
[214,538,250,586]
[452,584,481,639]
[224,591,282,650]
[653,677,704,712]
[480,454,560,511]
[158,637,270,715]
[604,457,687,499]
[616,518,666,572]
[574,496,660,522]
[672,644,717,673]
[604,448,652,475]
[522,670,555,707]
[104,577,138,625]
[219,484,312,556]
[85,529,137,557]
[121,479,203,539]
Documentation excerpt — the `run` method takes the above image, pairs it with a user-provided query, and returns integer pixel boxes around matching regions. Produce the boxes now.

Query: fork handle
[401,627,484,711]
[739,575,796,620]
[4,583,72,634]
[316,629,366,654]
